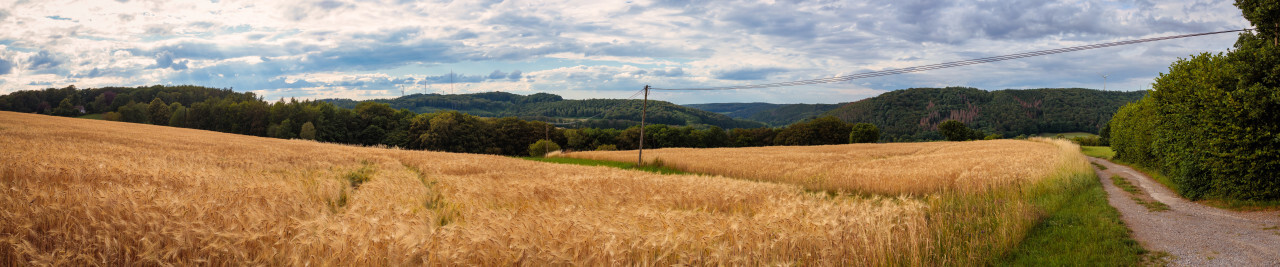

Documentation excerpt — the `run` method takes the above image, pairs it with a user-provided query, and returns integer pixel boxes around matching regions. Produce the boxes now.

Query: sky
[0,0,1252,104]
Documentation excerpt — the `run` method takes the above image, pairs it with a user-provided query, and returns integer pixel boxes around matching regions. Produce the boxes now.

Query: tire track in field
[1090,157,1280,266]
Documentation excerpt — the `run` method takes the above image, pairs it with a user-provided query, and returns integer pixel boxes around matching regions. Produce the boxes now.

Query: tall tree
[849,123,880,143]
[147,98,170,125]
[938,120,972,141]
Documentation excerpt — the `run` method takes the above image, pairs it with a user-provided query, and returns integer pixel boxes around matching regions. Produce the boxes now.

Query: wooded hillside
[822,87,1145,141]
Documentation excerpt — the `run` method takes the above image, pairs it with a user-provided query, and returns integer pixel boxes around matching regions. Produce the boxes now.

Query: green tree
[1236,0,1279,46]
[359,125,384,145]
[1108,1,1280,200]
[119,101,150,124]
[147,98,170,125]
[528,139,561,157]
[775,116,852,146]
[169,106,188,127]
[848,123,880,143]
[938,120,972,141]
[299,122,317,140]
[421,111,491,153]
[52,97,78,116]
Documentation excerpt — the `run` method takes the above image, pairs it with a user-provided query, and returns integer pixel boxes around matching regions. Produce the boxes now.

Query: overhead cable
[651,29,1249,91]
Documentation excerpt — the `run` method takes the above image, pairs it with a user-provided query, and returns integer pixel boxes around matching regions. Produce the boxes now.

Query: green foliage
[118,101,150,124]
[824,87,1144,141]
[1236,0,1279,46]
[421,111,490,153]
[147,98,170,125]
[344,161,376,189]
[1109,99,1158,167]
[521,157,690,175]
[52,97,78,116]
[299,122,317,140]
[1109,7,1280,201]
[323,91,763,129]
[1069,136,1103,146]
[595,144,617,151]
[999,174,1147,265]
[528,139,561,157]
[848,122,879,143]
[102,112,122,121]
[774,116,852,146]
[938,120,972,141]
[1080,146,1115,160]
[728,128,779,147]
[169,106,188,127]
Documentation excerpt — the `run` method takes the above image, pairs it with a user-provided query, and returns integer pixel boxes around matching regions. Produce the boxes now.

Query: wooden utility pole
[638,85,649,166]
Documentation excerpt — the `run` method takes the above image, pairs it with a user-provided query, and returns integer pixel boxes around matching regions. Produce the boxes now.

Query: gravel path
[1090,157,1280,266]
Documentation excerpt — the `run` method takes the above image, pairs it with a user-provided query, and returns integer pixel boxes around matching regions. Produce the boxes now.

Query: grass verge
[521,157,691,175]
[1109,158,1280,211]
[1111,175,1170,212]
[1081,146,1115,159]
[1038,132,1098,139]
[999,173,1148,265]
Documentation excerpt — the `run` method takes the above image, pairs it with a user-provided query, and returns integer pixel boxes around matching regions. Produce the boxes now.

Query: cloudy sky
[0,0,1250,104]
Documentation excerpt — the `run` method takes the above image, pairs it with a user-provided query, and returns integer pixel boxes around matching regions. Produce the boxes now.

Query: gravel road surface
[1090,157,1280,266]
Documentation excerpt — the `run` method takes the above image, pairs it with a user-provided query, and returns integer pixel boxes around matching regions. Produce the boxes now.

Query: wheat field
[562,139,1078,195]
[0,111,938,265]
[0,111,1088,265]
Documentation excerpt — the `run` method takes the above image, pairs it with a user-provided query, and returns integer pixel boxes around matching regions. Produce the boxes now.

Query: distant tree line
[321,91,767,129]
[0,85,884,156]
[825,87,1146,141]
[1109,0,1279,201]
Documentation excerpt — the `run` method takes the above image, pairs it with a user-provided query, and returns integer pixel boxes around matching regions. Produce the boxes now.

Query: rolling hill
[321,92,765,129]
[822,87,1146,141]
[683,103,843,126]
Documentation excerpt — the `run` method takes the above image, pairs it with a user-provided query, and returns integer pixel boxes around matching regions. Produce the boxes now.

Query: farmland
[2,111,1093,265]
[561,139,1084,195]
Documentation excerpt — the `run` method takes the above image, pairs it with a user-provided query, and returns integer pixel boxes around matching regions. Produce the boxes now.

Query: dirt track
[1090,157,1280,266]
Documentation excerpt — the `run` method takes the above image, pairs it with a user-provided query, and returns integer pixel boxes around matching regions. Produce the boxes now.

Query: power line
[651,29,1249,91]
[563,88,648,125]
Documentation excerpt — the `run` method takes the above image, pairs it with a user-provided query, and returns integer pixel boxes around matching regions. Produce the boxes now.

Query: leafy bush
[529,139,561,157]
[1109,5,1280,200]
[299,122,317,140]
[595,144,617,151]
[1070,136,1103,146]
[938,120,973,141]
[102,112,123,121]
[775,116,852,146]
[848,123,880,143]
[1109,99,1159,168]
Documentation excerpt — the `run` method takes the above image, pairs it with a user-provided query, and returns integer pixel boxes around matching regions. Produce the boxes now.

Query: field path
[1090,157,1280,266]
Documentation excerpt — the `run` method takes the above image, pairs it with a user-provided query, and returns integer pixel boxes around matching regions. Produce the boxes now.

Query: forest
[0,84,1142,155]
[822,87,1146,141]
[0,85,875,156]
[321,91,766,129]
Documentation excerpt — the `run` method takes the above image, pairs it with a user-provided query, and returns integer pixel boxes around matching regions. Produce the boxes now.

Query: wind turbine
[1097,72,1109,91]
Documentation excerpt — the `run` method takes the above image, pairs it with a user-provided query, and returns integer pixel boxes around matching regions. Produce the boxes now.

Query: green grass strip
[521,157,691,175]
[1080,146,1115,159]
[1000,174,1148,265]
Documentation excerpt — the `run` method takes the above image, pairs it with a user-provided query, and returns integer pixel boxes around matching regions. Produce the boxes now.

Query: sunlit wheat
[1,111,971,265]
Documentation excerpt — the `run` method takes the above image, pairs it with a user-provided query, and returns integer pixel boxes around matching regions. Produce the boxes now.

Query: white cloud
[0,0,1252,103]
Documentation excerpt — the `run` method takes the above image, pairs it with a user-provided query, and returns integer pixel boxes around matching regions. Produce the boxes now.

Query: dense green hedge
[1110,2,1279,200]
